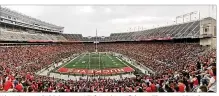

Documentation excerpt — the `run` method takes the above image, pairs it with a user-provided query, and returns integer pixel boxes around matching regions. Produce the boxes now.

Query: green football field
[56,52,136,75]
[63,52,128,69]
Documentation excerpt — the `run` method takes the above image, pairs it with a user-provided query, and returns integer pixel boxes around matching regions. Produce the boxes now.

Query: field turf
[56,52,135,75]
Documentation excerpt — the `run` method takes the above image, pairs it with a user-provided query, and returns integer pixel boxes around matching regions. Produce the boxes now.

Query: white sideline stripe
[88,53,91,69]
[60,54,86,68]
[106,54,114,66]
[115,57,135,71]
[106,54,121,67]
[99,53,101,70]
[72,54,86,66]
[36,54,81,75]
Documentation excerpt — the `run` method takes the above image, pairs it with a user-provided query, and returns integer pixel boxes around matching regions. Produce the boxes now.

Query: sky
[1,5,217,37]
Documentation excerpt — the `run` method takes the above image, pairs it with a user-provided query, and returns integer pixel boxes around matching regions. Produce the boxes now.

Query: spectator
[197,85,207,92]
[207,67,216,92]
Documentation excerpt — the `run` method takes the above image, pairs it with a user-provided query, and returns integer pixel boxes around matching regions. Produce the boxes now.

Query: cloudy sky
[1,5,217,37]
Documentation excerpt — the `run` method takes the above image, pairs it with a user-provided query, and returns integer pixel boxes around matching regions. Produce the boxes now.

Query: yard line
[75,53,86,66]
[106,53,117,67]
[60,54,82,68]
[99,52,101,70]
[89,53,91,69]
[102,53,105,69]
[83,53,87,69]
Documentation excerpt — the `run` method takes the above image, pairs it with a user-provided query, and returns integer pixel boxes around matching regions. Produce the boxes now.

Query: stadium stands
[0,28,67,41]
[62,34,83,41]
[51,18,211,42]
[0,42,216,92]
[0,17,213,42]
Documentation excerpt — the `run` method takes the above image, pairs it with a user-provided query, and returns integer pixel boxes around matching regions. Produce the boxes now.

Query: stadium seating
[0,18,204,42]
[62,34,83,41]
[0,28,67,41]
[0,42,216,92]
[87,20,200,42]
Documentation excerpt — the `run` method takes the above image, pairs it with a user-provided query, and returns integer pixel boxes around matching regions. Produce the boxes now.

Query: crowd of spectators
[94,43,208,74]
[0,42,216,92]
[0,44,84,92]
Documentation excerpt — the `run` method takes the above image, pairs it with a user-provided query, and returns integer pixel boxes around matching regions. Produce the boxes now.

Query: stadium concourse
[0,7,217,93]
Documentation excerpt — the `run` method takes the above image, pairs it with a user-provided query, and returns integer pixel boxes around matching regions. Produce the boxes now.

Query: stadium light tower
[176,11,198,24]
[138,26,141,31]
[129,28,131,32]
[190,11,198,21]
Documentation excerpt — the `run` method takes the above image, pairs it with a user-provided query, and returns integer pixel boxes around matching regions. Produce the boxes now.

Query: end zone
[57,67,135,75]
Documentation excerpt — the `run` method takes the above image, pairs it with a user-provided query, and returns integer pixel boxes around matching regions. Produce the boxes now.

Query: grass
[63,52,128,69]
[51,52,144,76]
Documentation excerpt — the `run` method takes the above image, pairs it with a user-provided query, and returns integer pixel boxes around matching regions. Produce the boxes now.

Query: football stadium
[0,5,217,93]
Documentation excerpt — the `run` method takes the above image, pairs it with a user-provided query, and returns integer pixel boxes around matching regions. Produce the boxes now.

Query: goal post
[94,41,99,52]
[98,52,101,70]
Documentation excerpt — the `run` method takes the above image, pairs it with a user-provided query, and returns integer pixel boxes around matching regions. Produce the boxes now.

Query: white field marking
[98,53,101,70]
[102,55,105,69]
[73,54,86,66]
[37,54,82,75]
[62,54,84,68]
[73,65,76,66]
[106,54,118,66]
[115,57,134,71]
[82,61,86,63]
[88,53,91,69]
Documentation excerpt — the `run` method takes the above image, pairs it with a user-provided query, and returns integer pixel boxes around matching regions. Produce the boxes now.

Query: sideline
[106,53,134,71]
[114,52,153,74]
[36,53,83,76]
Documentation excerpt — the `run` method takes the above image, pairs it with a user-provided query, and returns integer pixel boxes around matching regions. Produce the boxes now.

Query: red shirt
[15,84,23,92]
[146,87,152,92]
[178,83,185,92]
[121,88,124,92]
[4,80,13,91]
[193,77,199,87]
[48,87,52,92]
[30,75,34,81]
[31,84,36,91]
[6,68,10,73]
[66,89,70,92]
[8,75,15,81]
[150,84,156,92]
[26,74,31,80]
